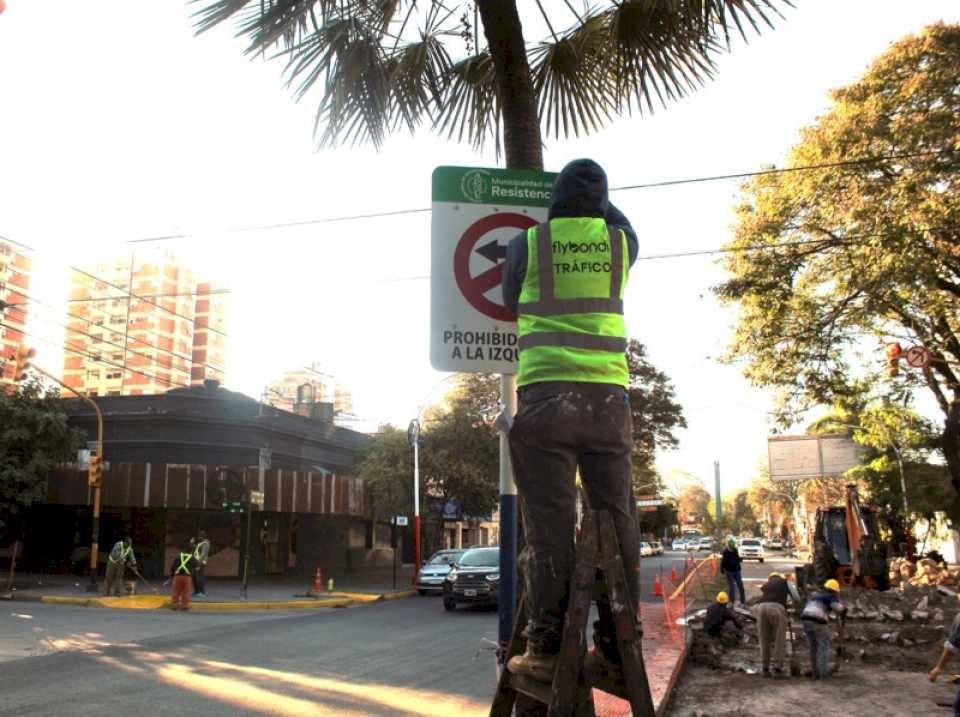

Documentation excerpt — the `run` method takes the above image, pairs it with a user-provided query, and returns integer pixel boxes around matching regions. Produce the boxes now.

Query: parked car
[415,549,466,595]
[698,537,714,551]
[650,541,664,555]
[640,542,653,557]
[738,538,765,562]
[442,547,500,610]
[684,539,700,551]
[769,538,783,550]
[760,537,771,548]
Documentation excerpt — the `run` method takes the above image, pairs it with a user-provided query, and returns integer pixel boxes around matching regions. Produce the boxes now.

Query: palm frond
[529,13,615,140]
[435,52,500,154]
[387,32,454,133]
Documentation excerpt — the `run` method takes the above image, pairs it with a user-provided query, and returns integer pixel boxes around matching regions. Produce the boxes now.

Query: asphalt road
[0,550,793,716]
[0,598,500,716]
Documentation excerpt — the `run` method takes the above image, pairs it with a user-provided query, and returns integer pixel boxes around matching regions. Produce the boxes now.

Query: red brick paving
[593,602,687,716]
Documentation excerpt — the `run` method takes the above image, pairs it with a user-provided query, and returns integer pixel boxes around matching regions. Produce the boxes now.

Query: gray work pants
[752,602,787,670]
[103,561,125,596]
[509,381,638,654]
[802,620,831,677]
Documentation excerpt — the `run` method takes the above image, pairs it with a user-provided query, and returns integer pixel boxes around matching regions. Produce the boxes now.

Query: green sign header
[432,166,558,208]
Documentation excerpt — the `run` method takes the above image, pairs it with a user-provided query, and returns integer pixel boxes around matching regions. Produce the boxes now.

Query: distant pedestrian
[169,542,196,611]
[103,537,136,597]
[748,572,800,677]
[720,537,746,605]
[192,530,210,598]
[928,593,960,716]
[704,591,743,646]
[800,578,846,679]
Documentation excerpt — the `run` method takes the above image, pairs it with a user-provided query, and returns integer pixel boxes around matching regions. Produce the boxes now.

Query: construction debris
[890,556,960,589]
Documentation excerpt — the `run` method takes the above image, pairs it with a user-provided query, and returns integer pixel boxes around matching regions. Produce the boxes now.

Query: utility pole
[714,461,722,538]
[498,374,518,648]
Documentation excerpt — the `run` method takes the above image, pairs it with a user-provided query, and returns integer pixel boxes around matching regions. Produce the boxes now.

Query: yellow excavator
[811,484,889,590]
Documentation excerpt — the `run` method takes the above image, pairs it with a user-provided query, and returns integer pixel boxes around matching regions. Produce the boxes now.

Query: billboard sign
[767,434,864,481]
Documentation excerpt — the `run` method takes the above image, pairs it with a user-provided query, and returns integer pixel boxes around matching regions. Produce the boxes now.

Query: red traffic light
[886,342,902,378]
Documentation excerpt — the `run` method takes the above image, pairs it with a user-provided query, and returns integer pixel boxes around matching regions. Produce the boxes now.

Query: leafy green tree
[420,373,500,518]
[715,24,960,497]
[195,0,787,170]
[0,379,84,538]
[627,339,686,495]
[355,425,414,519]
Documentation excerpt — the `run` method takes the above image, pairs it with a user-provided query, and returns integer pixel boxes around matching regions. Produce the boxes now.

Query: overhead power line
[103,149,949,244]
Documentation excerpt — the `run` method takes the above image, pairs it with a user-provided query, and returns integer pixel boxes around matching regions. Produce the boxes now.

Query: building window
[107,390,121,396]
[90,334,102,343]
[86,371,100,381]
[87,390,98,397]
[111,353,123,362]
[106,371,122,380]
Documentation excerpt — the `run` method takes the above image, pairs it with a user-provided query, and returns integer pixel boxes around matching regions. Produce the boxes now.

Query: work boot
[507,647,557,683]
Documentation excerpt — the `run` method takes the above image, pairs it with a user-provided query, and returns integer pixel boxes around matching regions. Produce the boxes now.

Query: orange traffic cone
[653,572,663,598]
[313,567,322,594]
[671,565,679,583]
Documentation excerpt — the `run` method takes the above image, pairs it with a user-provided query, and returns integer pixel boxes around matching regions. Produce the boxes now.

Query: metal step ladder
[490,509,656,717]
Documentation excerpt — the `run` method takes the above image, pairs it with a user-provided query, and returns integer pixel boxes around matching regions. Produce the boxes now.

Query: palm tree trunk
[476,0,543,172]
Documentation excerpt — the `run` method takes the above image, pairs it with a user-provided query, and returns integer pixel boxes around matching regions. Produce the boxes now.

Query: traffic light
[886,342,903,378]
[12,345,35,382]
[88,455,103,487]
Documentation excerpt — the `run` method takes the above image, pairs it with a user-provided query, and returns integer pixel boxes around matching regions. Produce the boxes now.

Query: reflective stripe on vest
[109,543,131,564]
[516,218,629,386]
[194,540,209,561]
[176,553,192,575]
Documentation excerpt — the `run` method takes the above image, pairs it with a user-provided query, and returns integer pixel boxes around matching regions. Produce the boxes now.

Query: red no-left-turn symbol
[454,212,537,322]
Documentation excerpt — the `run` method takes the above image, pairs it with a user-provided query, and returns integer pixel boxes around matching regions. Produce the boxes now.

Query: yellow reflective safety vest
[108,542,132,565]
[516,217,629,387]
[175,552,193,576]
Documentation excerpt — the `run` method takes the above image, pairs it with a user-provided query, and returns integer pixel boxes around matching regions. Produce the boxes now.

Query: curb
[16,588,417,611]
[655,630,693,717]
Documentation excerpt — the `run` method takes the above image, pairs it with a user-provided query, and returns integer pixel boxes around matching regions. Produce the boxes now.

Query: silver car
[415,549,466,595]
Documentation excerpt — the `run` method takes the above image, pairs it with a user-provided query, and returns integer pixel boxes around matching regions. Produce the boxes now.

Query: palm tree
[194,1,789,170]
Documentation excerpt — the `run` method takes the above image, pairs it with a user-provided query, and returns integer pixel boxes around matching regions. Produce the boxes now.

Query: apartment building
[62,251,226,397]
[264,362,354,417]
[0,239,32,385]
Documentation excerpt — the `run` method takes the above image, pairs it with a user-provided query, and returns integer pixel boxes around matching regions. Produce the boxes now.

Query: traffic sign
[905,345,930,368]
[431,165,557,373]
[394,516,409,527]
[636,499,665,507]
[259,448,272,469]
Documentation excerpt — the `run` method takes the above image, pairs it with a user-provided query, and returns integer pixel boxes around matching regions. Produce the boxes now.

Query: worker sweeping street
[748,572,801,677]
[800,578,847,679]
[192,530,210,598]
[704,591,743,646]
[103,536,137,597]
[169,541,196,611]
[928,592,960,716]
[720,537,746,605]
[500,158,639,683]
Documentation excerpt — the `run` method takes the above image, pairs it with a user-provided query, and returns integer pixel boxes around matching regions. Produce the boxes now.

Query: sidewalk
[3,567,418,610]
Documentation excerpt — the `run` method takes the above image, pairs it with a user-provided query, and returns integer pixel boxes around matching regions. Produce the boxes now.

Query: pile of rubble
[890,557,960,589]
[686,583,959,675]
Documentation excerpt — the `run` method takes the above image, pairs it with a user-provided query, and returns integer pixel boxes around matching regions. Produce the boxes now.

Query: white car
[640,542,653,557]
[698,537,714,551]
[738,538,765,562]
[650,541,664,555]
[684,539,700,551]
[769,538,783,550]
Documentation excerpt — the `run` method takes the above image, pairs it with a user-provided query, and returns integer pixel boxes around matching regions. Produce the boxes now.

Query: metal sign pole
[498,374,518,648]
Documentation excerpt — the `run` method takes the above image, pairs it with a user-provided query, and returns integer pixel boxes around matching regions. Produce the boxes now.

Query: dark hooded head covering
[548,159,609,220]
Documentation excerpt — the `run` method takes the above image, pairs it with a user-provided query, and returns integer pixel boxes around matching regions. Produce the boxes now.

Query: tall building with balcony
[0,240,32,385]
[61,251,226,397]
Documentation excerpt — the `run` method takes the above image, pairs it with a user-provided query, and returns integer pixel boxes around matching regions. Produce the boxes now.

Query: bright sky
[1,1,956,497]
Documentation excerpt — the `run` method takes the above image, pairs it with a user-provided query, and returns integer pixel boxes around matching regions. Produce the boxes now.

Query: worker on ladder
[501,158,639,682]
